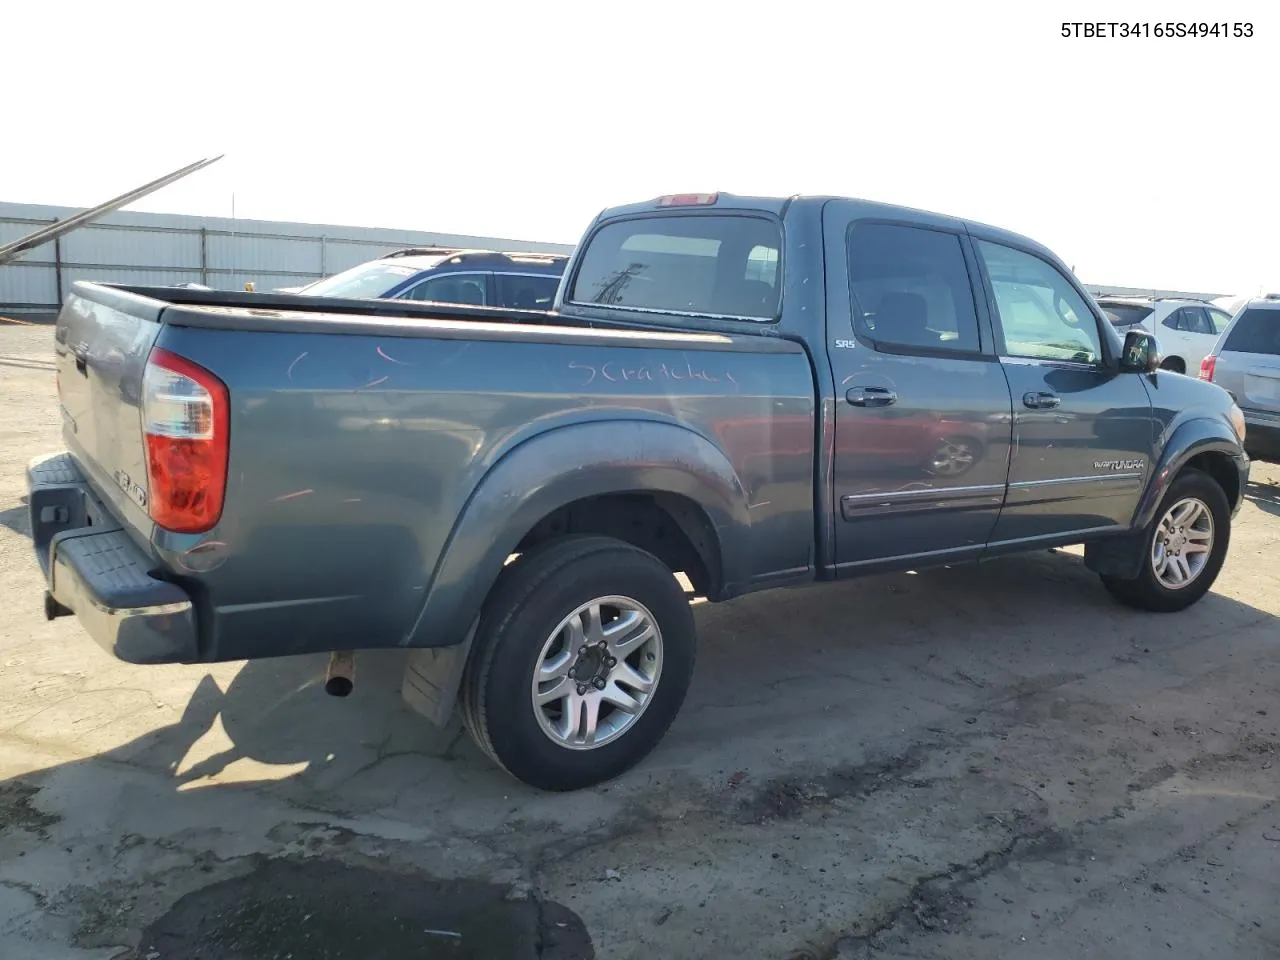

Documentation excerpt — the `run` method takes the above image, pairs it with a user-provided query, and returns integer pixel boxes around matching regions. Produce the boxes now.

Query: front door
[972,237,1155,545]
[826,210,1015,571]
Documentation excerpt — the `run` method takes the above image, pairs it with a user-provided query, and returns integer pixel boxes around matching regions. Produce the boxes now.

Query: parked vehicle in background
[1214,293,1280,320]
[1096,295,1235,375]
[26,191,1250,791]
[1199,296,1280,461]
[292,248,568,310]
[1213,295,1249,319]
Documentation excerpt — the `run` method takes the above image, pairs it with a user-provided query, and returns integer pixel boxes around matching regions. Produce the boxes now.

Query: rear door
[1179,306,1225,372]
[823,205,1014,571]
[972,238,1155,545]
[1160,306,1218,372]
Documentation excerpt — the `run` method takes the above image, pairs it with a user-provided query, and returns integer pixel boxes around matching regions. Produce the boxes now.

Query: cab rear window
[569,214,782,320]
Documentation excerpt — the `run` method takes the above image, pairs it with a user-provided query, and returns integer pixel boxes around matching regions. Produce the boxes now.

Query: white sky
[4,0,1275,293]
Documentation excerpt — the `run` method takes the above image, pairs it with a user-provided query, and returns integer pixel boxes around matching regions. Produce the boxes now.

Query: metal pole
[200,227,209,286]
[52,219,63,307]
[320,235,327,276]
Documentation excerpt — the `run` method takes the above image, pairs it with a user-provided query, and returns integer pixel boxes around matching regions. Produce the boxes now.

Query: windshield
[1099,303,1154,327]
[298,258,441,299]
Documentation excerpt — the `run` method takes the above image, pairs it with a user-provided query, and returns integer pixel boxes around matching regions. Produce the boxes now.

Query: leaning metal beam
[0,156,224,266]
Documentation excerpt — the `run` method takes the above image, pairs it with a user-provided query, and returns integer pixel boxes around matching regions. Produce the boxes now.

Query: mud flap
[400,623,477,727]
[1083,528,1147,580]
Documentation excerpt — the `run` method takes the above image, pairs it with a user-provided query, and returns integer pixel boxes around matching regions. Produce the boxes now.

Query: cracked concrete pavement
[1,323,1278,959]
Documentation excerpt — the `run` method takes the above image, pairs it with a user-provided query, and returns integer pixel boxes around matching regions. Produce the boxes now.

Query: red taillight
[656,193,718,207]
[1198,354,1217,382]
[142,347,229,533]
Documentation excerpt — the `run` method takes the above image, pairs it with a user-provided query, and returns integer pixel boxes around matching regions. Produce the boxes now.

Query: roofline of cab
[591,193,1066,268]
[591,193,796,221]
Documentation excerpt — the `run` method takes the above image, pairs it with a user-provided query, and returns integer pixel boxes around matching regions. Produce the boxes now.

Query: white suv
[1095,296,1235,375]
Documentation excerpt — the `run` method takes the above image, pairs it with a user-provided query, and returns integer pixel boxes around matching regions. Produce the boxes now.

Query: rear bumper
[1243,412,1280,463]
[27,452,198,664]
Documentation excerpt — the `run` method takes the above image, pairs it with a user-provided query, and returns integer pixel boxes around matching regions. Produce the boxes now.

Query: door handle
[1022,391,1061,410]
[846,386,897,407]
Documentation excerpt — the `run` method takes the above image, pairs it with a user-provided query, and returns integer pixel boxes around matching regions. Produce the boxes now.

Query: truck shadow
[1244,478,1280,519]
[1,547,1274,958]
[2,650,596,959]
[0,504,27,538]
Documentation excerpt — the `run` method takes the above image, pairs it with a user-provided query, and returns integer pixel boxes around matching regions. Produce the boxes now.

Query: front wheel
[460,536,696,791]
[1100,467,1230,612]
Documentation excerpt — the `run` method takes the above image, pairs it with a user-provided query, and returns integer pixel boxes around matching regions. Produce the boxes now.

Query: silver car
[1199,296,1280,461]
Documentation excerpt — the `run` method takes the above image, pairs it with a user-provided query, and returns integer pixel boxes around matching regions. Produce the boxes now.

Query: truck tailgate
[54,290,164,535]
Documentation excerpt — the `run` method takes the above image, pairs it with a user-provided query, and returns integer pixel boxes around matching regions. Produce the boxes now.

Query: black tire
[460,535,696,791]
[1100,467,1231,613]
[1159,356,1186,374]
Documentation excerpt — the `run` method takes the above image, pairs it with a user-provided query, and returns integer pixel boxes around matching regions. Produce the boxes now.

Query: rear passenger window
[1187,308,1214,335]
[569,215,782,320]
[1223,309,1280,354]
[496,274,559,310]
[846,223,981,353]
[1168,307,1214,334]
[401,274,489,306]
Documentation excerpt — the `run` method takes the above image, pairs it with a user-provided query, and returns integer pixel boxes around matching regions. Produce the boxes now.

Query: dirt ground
[1,322,1277,960]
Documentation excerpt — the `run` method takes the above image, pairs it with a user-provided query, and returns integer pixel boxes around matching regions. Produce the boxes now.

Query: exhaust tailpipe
[325,650,355,697]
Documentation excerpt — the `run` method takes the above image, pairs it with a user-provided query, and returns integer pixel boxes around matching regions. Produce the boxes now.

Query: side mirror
[1120,330,1160,373]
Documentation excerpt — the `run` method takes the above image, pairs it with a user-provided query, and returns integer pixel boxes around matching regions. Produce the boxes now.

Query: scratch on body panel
[270,489,314,503]
[377,346,412,366]
[569,358,739,389]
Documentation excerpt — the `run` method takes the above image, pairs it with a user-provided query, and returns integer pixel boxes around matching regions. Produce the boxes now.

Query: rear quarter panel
[153,314,815,660]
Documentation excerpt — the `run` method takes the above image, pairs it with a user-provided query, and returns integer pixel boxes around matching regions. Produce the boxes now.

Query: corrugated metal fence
[2,199,1239,322]
[0,201,575,320]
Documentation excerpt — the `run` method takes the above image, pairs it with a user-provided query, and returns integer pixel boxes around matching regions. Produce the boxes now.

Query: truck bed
[40,281,818,665]
[102,283,697,335]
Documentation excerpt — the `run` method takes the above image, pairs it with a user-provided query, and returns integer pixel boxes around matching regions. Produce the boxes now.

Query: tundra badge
[1093,458,1145,472]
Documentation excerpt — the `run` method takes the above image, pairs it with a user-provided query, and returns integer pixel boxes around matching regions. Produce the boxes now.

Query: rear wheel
[460,536,696,791]
[1100,467,1230,612]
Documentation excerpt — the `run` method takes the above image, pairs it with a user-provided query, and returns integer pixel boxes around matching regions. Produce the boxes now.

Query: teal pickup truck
[27,191,1250,790]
